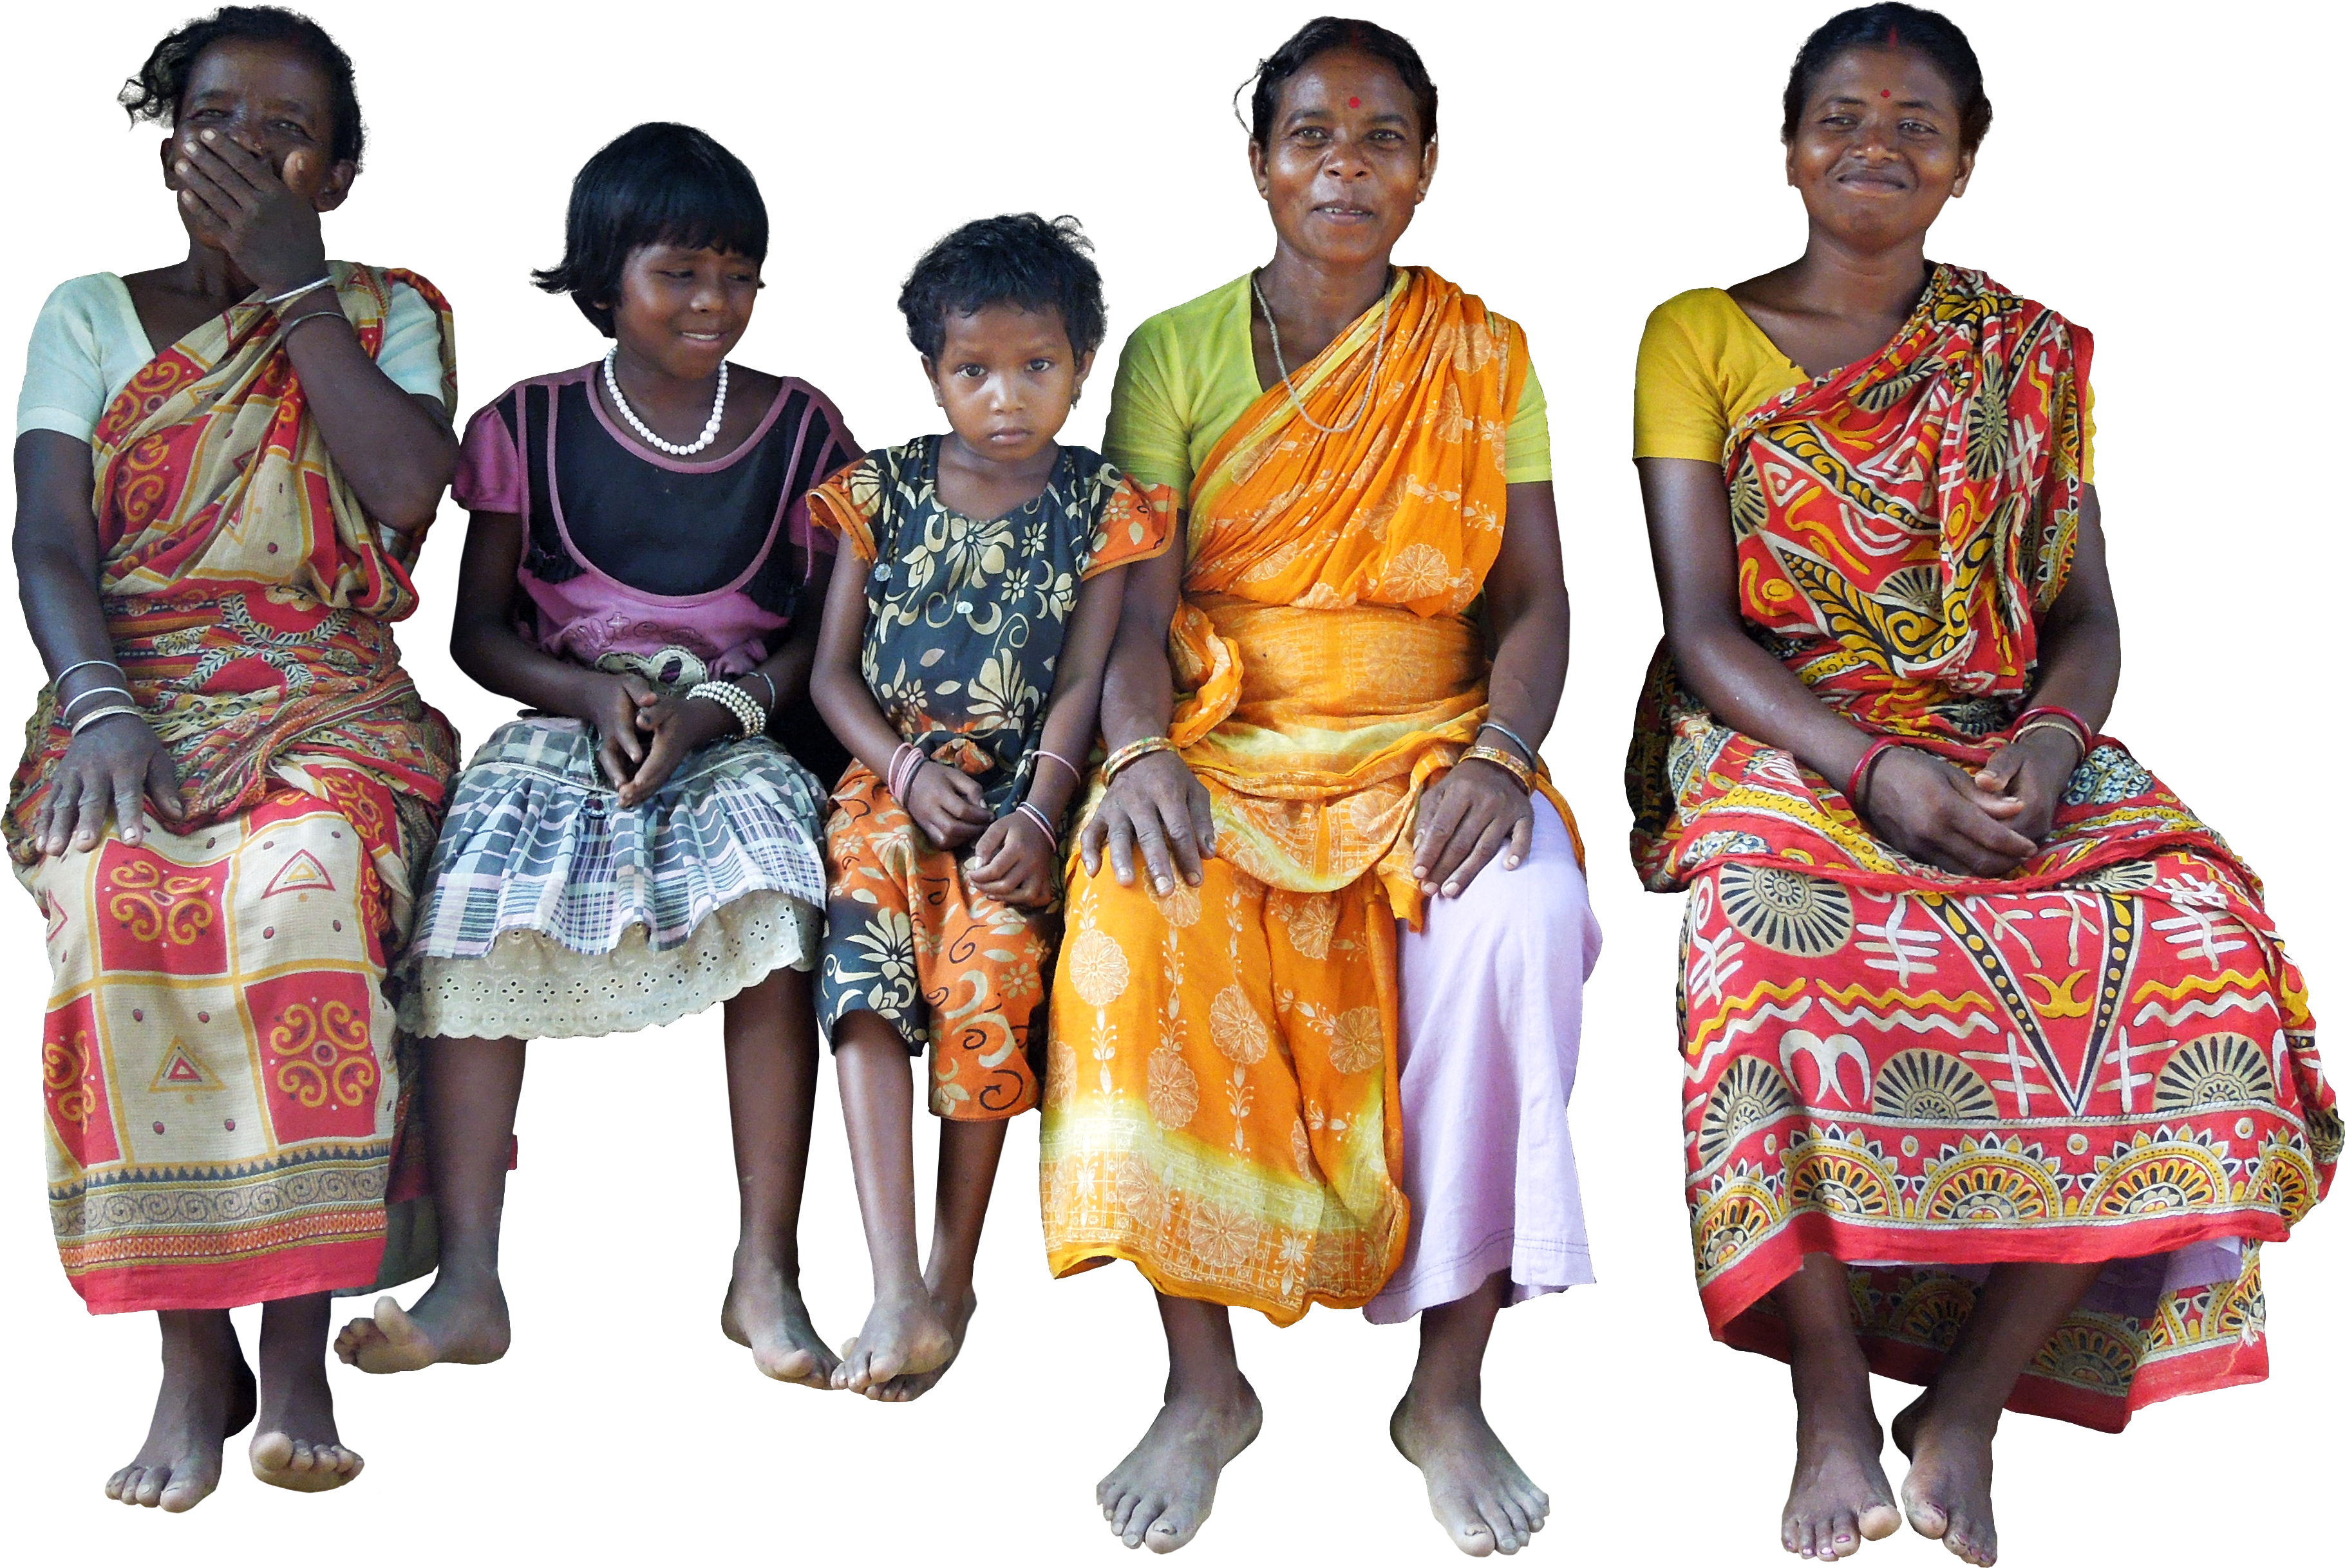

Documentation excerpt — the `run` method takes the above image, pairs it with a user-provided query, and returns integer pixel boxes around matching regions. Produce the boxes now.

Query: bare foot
[332,1268,511,1374]
[1782,1382,1900,1560]
[871,1286,976,1403]
[1097,1379,1263,1553]
[106,1314,256,1512]
[831,1287,955,1394]
[1894,1393,1999,1565]
[720,1255,837,1388]
[1391,1388,1549,1556]
[249,1303,359,1490]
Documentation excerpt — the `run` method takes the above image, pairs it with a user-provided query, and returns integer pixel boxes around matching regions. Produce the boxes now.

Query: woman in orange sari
[1633,6,2331,1564]
[10,9,457,1510]
[1042,19,1597,1557]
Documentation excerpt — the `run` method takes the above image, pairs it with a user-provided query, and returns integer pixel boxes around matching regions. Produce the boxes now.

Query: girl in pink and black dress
[333,123,857,1388]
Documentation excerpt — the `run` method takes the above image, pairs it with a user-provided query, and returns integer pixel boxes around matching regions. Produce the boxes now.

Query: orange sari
[1041,269,1575,1321]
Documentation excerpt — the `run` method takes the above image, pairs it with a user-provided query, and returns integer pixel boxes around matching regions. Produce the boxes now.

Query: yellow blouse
[1632,288,1800,465]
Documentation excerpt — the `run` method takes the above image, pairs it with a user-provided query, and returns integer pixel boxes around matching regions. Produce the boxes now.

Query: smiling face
[606,244,761,376]
[1785,45,1974,252]
[162,38,352,245]
[1250,48,1435,270]
[923,304,1091,467]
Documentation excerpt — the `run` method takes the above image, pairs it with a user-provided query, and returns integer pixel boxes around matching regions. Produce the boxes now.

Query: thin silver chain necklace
[603,345,727,456]
[1251,268,1395,436]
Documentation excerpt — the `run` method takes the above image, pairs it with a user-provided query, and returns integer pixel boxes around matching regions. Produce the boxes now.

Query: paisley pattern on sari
[1628,266,2333,1427]
[1042,268,1578,1321]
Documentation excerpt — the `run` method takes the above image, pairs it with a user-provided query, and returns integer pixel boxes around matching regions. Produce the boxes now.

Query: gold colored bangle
[1102,735,1173,785]
[1459,744,1532,792]
[2011,718,2086,760]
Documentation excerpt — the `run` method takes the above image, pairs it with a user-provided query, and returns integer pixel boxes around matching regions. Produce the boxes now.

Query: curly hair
[1239,17,1437,148]
[120,6,364,167]
[1782,4,1992,151]
[897,214,1107,363]
[529,123,769,338]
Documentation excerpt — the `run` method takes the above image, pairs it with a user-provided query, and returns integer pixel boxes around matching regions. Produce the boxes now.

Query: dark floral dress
[806,437,1169,1118]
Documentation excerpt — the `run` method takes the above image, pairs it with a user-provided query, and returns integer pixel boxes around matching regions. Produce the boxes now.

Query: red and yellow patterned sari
[1041,269,1574,1321]
[1628,266,2335,1427]
[9,263,460,1312]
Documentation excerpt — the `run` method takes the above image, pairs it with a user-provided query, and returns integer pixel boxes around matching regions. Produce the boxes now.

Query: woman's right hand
[1860,746,2039,878]
[904,763,990,849]
[1078,749,1216,893]
[37,712,184,855]
[589,672,656,789]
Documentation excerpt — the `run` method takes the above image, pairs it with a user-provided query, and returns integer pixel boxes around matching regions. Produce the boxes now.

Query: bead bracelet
[1459,743,1533,792]
[685,680,764,738]
[1102,735,1172,785]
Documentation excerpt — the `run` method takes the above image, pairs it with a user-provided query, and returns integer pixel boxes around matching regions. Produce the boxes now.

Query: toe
[134,1466,167,1507]
[105,1465,134,1501]
[1144,1511,1194,1554]
[1447,1515,1498,1558]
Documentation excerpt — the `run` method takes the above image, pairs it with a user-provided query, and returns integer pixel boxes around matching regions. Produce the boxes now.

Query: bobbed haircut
[898,214,1107,363]
[531,122,768,337]
[120,5,363,167]
[1783,3,1992,151]
[1241,17,1437,148]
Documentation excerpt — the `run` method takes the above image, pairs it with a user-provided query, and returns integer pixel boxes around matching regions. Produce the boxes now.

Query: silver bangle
[686,680,765,738]
[741,669,779,713]
[263,275,335,307]
[279,307,349,341]
[69,704,145,736]
[1477,719,1538,764]
[54,657,124,686]
[61,684,134,712]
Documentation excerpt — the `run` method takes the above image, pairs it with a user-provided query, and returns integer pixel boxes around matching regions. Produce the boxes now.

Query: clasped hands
[1077,747,1532,901]
[1861,727,2077,879]
[899,760,1056,910]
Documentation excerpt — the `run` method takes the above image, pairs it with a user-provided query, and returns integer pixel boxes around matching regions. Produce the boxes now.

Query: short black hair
[531,122,768,337]
[1783,4,1992,151]
[897,214,1106,362]
[121,5,363,167]
[1242,17,1437,149]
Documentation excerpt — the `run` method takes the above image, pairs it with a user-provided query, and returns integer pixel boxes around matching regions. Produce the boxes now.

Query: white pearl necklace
[602,346,726,456]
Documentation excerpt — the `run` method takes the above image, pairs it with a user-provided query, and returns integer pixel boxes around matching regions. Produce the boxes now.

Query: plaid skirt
[400,718,827,1040]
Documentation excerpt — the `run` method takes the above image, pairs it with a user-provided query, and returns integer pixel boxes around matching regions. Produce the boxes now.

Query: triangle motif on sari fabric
[262,850,335,898]
[149,1040,223,1094]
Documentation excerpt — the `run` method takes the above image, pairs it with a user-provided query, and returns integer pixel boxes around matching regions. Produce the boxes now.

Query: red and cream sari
[9,263,459,1312]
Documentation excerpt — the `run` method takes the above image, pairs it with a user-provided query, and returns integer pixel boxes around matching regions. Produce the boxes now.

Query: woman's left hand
[968,812,1055,909]
[1970,728,2080,847]
[1411,758,1534,899]
[174,130,330,297]
[619,689,736,807]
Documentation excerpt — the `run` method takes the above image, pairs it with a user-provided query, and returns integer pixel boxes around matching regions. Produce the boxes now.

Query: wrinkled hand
[174,130,330,296]
[37,712,184,856]
[905,761,990,850]
[967,812,1055,908]
[619,688,736,807]
[1413,758,1534,899]
[589,673,657,790]
[1861,745,2040,878]
[1078,750,1215,894]
[1970,729,2078,848]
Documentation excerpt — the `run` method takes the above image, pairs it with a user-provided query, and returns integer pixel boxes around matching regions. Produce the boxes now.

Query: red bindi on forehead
[1879,88,1891,97]
[1348,97,1361,107]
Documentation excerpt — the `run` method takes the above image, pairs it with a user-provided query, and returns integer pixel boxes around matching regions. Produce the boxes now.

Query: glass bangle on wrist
[1102,735,1173,784]
[1476,719,1537,765]
[70,704,146,736]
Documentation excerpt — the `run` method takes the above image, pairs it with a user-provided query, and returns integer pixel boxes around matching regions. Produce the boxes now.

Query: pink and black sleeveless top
[453,364,860,677]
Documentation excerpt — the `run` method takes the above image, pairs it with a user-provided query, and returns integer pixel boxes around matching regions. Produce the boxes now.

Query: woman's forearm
[1670,615,1876,791]
[450,615,610,721]
[280,304,454,529]
[14,433,125,688]
[1097,545,1183,750]
[2021,487,2120,732]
